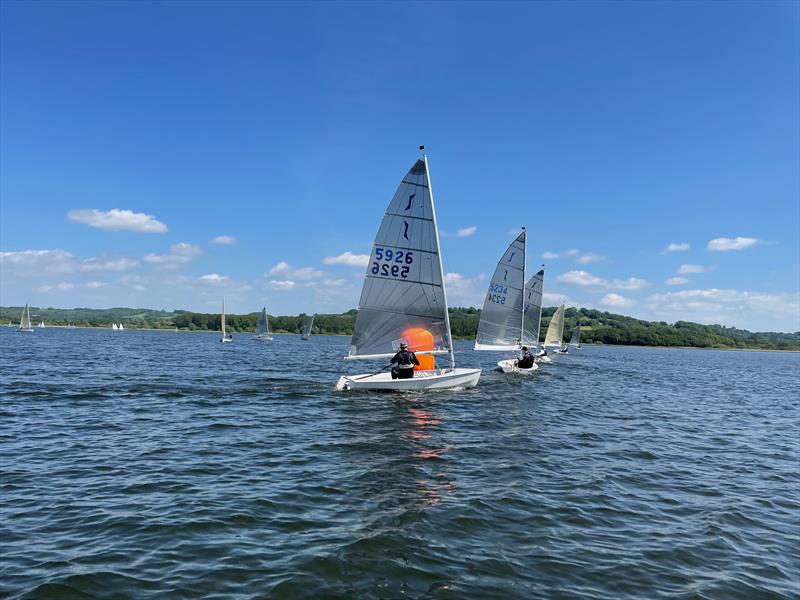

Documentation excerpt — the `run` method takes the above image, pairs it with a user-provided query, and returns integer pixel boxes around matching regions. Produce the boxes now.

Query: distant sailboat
[112,323,118,330]
[301,314,315,340]
[253,307,272,341]
[474,229,538,374]
[336,152,481,391]
[220,298,233,343]
[38,321,45,328]
[118,323,124,331]
[544,304,566,351]
[570,323,581,349]
[18,304,33,333]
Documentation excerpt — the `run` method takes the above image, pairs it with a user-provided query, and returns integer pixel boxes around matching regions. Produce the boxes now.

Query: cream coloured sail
[346,158,452,362]
[521,269,544,347]
[544,303,565,347]
[301,314,315,340]
[475,230,526,351]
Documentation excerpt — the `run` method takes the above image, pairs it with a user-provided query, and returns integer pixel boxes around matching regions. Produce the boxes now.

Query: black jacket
[391,349,420,368]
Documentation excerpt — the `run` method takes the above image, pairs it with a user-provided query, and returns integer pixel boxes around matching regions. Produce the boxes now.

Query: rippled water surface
[1,328,798,599]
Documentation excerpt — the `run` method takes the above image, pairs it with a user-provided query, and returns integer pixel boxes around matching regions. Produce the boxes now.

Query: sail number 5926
[372,247,413,278]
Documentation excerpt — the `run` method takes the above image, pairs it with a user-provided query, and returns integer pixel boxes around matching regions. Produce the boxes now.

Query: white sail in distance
[544,304,565,347]
[302,314,315,339]
[221,299,227,336]
[475,230,526,351]
[522,269,544,347]
[347,158,452,361]
[570,323,581,347]
[19,304,32,331]
[255,308,269,337]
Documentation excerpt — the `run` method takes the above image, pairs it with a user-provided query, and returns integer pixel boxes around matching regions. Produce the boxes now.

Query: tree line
[1,305,797,350]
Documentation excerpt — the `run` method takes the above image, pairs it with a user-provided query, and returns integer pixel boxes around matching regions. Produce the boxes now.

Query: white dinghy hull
[336,368,481,392]
[537,355,552,363]
[497,359,539,374]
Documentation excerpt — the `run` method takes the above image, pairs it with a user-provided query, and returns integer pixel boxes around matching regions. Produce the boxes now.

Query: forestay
[474,230,527,351]
[347,159,451,360]
[544,303,565,346]
[522,269,544,347]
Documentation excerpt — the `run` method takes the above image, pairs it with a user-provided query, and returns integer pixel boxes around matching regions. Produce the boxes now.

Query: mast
[520,227,526,348]
[424,152,455,371]
[537,266,545,346]
[221,298,226,335]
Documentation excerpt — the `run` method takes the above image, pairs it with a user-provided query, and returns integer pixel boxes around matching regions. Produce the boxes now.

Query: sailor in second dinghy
[536,345,548,359]
[516,346,535,369]
[390,342,420,379]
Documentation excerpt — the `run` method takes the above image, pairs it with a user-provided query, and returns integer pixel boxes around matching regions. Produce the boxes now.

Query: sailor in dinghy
[336,150,481,392]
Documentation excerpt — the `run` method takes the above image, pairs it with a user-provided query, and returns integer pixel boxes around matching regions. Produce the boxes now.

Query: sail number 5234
[372,247,413,278]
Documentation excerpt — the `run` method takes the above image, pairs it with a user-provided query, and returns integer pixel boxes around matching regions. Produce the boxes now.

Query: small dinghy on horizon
[253,307,273,341]
[220,298,233,343]
[301,314,315,340]
[18,304,33,333]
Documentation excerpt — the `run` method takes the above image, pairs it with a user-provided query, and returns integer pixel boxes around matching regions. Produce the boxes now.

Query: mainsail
[522,269,544,347]
[544,304,565,346]
[475,230,526,351]
[570,323,581,347]
[347,157,453,363]
[221,299,227,336]
[256,308,269,336]
[302,314,315,339]
[19,304,32,331]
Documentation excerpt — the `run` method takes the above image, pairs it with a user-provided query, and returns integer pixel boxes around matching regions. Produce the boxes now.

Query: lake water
[1,328,798,599]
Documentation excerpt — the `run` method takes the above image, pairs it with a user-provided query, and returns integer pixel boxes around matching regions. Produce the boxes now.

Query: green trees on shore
[1,305,797,350]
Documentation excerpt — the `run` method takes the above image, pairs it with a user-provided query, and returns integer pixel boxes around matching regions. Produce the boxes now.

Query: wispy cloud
[706,237,762,251]
[143,242,202,267]
[266,280,296,291]
[456,226,478,237]
[323,251,370,267]
[575,253,604,265]
[665,276,689,285]
[542,249,602,264]
[661,242,690,254]
[557,270,649,290]
[677,264,714,275]
[67,208,167,233]
[600,293,635,308]
[198,273,229,284]
[210,235,237,245]
[267,261,324,280]
[1,249,140,274]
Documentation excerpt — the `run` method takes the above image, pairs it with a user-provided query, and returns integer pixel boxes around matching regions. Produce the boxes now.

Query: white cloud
[645,289,800,331]
[266,280,296,290]
[86,281,108,289]
[267,262,324,280]
[80,256,140,272]
[564,249,579,257]
[706,237,762,251]
[542,251,560,260]
[600,293,635,308]
[456,226,478,237]
[210,235,236,245]
[557,270,649,290]
[142,243,202,267]
[323,251,370,267]
[677,264,713,275]
[67,208,167,233]
[1,249,76,274]
[198,273,229,284]
[665,277,689,285]
[543,292,570,305]
[576,253,604,265]
[444,272,486,307]
[661,242,690,254]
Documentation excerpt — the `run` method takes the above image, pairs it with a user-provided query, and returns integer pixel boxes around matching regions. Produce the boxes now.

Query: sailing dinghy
[544,304,566,354]
[474,229,538,374]
[18,304,33,333]
[570,323,581,349]
[301,314,315,340]
[336,153,481,391]
[253,307,273,341]
[220,298,233,343]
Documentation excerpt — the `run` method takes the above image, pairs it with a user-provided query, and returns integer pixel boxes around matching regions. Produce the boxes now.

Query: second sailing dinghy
[18,304,33,333]
[220,298,233,343]
[301,314,315,340]
[336,153,481,391]
[544,303,566,354]
[253,307,273,341]
[474,229,538,374]
[570,323,581,349]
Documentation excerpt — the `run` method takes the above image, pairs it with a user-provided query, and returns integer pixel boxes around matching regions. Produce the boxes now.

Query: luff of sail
[475,230,526,351]
[255,308,269,336]
[544,304,565,346]
[522,269,544,347]
[347,158,451,361]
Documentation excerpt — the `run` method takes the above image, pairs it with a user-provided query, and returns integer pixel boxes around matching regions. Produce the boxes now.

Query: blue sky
[1,1,798,331]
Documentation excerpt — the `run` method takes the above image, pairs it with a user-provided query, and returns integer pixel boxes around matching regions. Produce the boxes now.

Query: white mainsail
[301,314,315,339]
[544,304,566,347]
[255,307,271,339]
[221,300,227,335]
[475,230,527,351]
[346,157,453,363]
[522,269,545,347]
[570,323,581,347]
[19,304,33,332]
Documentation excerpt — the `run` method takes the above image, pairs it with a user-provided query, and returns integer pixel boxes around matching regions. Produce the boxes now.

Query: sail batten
[474,230,527,350]
[347,158,454,363]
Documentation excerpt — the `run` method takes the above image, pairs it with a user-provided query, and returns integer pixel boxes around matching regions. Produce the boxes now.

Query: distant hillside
[1,306,798,350]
